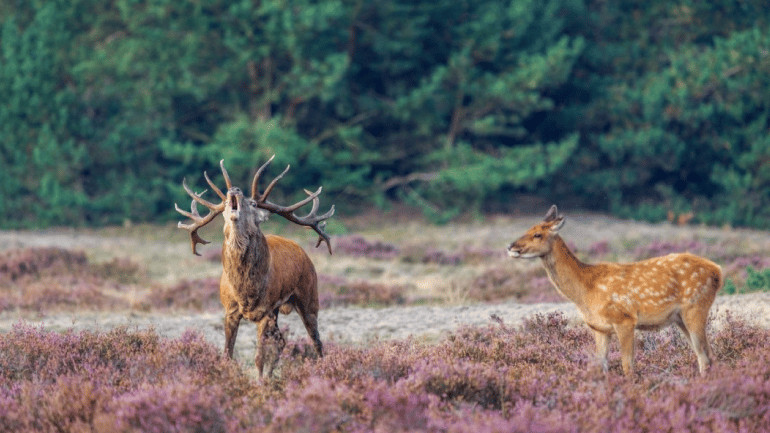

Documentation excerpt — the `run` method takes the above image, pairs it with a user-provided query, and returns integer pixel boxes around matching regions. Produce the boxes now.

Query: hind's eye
[533,233,542,239]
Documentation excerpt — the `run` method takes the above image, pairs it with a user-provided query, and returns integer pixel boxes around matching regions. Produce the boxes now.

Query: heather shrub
[145,277,221,311]
[111,381,228,433]
[92,257,144,284]
[400,245,463,266]
[2,314,770,432]
[274,312,770,433]
[201,247,223,263]
[587,240,611,258]
[318,274,410,307]
[468,266,560,303]
[632,239,708,260]
[401,244,503,266]
[0,247,89,281]
[0,247,141,312]
[0,325,258,433]
[333,235,400,260]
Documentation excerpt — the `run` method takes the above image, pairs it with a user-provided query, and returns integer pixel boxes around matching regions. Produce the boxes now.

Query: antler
[174,161,229,255]
[251,156,335,254]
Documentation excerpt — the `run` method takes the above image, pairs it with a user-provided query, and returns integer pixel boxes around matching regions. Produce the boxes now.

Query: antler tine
[205,171,227,201]
[175,176,226,256]
[280,186,322,212]
[301,191,336,254]
[258,191,335,255]
[260,164,291,202]
[302,188,320,216]
[251,154,275,199]
[220,159,232,190]
[181,178,220,211]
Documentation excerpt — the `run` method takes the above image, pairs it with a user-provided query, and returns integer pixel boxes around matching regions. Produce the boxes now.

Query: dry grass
[1,211,769,315]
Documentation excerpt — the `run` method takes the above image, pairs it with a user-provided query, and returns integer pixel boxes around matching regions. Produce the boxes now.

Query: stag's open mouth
[227,192,241,221]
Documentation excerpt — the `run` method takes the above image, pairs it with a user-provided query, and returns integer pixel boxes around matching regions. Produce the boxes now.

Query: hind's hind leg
[681,307,712,375]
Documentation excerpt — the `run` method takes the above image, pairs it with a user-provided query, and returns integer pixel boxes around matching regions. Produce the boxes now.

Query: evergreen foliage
[0,0,768,228]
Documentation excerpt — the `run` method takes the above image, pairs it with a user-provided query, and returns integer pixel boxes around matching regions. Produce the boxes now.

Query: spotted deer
[507,205,723,375]
[175,156,334,378]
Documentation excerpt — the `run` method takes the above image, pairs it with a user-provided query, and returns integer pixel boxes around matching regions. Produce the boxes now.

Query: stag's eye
[533,233,543,239]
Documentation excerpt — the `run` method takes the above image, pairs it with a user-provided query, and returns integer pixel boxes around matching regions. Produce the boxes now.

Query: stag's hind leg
[295,298,323,357]
[255,312,286,378]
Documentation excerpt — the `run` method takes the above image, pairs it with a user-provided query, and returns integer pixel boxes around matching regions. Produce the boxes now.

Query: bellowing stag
[175,156,334,378]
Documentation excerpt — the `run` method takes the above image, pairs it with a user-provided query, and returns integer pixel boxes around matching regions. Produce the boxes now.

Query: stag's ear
[255,206,270,223]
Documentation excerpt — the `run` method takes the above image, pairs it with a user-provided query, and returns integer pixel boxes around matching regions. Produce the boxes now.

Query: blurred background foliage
[0,0,768,228]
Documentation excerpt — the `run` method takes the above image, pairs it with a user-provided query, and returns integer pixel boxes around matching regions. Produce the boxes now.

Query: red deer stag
[507,205,723,376]
[175,157,334,378]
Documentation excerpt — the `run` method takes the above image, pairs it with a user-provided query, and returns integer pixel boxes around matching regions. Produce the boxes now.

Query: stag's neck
[222,225,271,289]
[540,235,592,306]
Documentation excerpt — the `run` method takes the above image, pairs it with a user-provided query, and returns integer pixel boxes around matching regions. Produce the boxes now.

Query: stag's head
[175,156,335,255]
[223,186,269,235]
[507,205,565,259]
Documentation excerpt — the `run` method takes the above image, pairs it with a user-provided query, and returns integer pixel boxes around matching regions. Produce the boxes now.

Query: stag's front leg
[223,306,242,359]
[255,313,286,378]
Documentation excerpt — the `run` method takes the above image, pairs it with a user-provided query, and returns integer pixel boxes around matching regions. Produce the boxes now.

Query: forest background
[1,0,768,229]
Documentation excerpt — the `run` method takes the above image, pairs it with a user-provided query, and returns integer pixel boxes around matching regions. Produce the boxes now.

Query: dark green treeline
[1,0,768,228]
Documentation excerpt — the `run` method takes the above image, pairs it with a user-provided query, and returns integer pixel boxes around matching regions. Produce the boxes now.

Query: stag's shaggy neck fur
[223,219,270,314]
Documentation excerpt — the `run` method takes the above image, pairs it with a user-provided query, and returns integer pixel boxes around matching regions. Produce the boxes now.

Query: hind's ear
[549,216,565,233]
[544,205,562,222]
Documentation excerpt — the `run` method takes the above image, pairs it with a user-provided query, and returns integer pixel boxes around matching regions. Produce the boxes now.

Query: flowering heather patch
[274,313,770,432]
[333,235,400,260]
[468,266,562,303]
[318,273,410,307]
[201,247,223,263]
[2,314,770,432]
[144,277,221,311]
[0,247,140,312]
[632,238,708,260]
[0,324,261,433]
[587,240,611,258]
[419,248,464,266]
[401,244,503,266]
[0,247,89,282]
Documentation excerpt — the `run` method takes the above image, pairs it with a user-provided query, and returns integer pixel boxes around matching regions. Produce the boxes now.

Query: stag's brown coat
[176,158,333,378]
